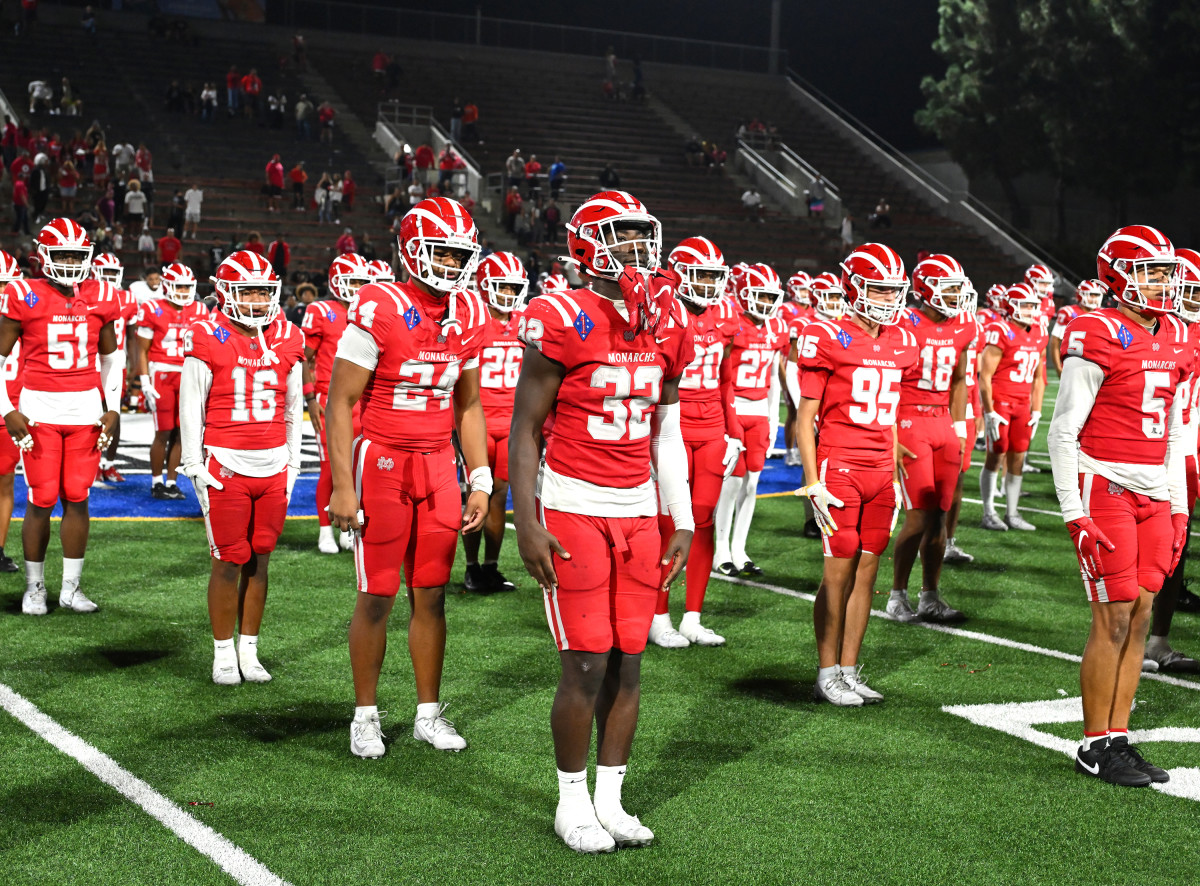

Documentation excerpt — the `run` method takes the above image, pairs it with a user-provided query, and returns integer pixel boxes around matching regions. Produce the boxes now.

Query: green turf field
[4,395,1200,886]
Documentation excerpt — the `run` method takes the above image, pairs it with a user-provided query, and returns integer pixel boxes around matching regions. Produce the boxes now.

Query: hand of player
[180,461,225,517]
[798,480,844,536]
[660,528,693,591]
[4,410,35,452]
[461,489,489,534]
[308,397,324,437]
[721,434,745,478]
[140,374,158,412]
[1066,517,1116,580]
[1028,411,1042,436]
[94,410,119,452]
[1169,512,1189,575]
[516,518,570,592]
[896,442,917,478]
[327,486,362,533]
[285,465,298,505]
[890,480,904,533]
[984,410,1008,444]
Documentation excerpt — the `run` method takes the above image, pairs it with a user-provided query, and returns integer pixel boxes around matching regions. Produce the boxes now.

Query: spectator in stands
[165,80,185,113]
[372,50,390,92]
[124,179,147,232]
[241,69,263,120]
[318,102,336,144]
[385,186,405,223]
[268,233,291,278]
[183,183,202,239]
[93,226,112,253]
[294,94,313,140]
[604,45,617,88]
[359,231,377,262]
[598,162,621,189]
[331,174,347,220]
[158,228,182,266]
[462,100,480,144]
[92,139,109,190]
[632,55,645,101]
[268,90,287,130]
[225,65,240,115]
[807,175,826,218]
[742,186,764,223]
[243,231,265,256]
[548,156,566,199]
[314,173,333,224]
[293,34,308,70]
[28,79,53,115]
[386,56,403,92]
[841,212,854,255]
[289,161,307,210]
[437,146,457,194]
[450,97,464,143]
[413,142,435,186]
[869,197,891,229]
[460,190,476,214]
[135,143,154,185]
[206,240,225,278]
[1,117,16,168]
[96,184,115,228]
[29,154,50,224]
[288,282,317,326]
[341,170,356,211]
[112,141,135,181]
[544,198,561,244]
[685,135,704,167]
[200,82,218,123]
[81,5,97,36]
[406,179,423,208]
[130,268,163,304]
[60,79,83,117]
[264,153,285,213]
[525,154,543,201]
[335,227,356,255]
[707,142,727,175]
[10,171,31,235]
[504,185,523,234]
[166,189,186,234]
[138,225,155,267]
[506,149,525,192]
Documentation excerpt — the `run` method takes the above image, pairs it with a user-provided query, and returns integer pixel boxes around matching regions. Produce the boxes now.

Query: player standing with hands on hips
[325,197,491,758]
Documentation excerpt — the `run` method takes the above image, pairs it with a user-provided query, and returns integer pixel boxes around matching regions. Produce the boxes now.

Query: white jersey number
[1142,370,1173,440]
[918,344,957,392]
[735,349,774,391]
[848,366,902,426]
[588,364,664,442]
[680,341,723,390]
[1009,350,1041,384]
[47,322,90,370]
[230,366,278,422]
[392,359,461,411]
[480,345,522,389]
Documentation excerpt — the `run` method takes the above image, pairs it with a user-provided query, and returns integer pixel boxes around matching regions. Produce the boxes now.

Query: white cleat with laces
[980,511,1008,531]
[812,672,864,706]
[317,525,339,554]
[555,806,617,854]
[22,583,48,616]
[59,586,98,613]
[842,666,883,703]
[679,617,725,647]
[212,657,242,686]
[648,614,690,649]
[351,711,387,758]
[1005,513,1037,531]
[413,703,467,751]
[596,808,654,848]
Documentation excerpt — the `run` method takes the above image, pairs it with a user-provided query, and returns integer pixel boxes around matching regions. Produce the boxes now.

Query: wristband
[953,420,968,437]
[468,466,493,496]
[303,382,315,398]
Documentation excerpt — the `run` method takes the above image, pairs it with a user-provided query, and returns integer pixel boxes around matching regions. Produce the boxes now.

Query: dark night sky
[397,1,944,151]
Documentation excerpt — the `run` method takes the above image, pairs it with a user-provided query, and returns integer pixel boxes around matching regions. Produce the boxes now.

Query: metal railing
[735,139,843,226]
[783,66,1080,280]
[375,103,484,209]
[272,2,782,72]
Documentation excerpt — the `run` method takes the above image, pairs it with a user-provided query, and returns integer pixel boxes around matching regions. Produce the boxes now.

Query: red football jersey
[347,280,488,452]
[977,307,1002,327]
[1051,304,1084,340]
[778,301,813,341]
[185,314,305,451]
[1061,309,1191,466]
[677,298,738,438]
[2,339,22,403]
[137,298,209,366]
[897,309,974,407]
[301,298,349,394]
[519,288,691,490]
[983,318,1046,404]
[478,310,524,428]
[113,288,138,352]
[728,313,789,401]
[964,313,982,395]
[799,317,918,470]
[1,278,120,393]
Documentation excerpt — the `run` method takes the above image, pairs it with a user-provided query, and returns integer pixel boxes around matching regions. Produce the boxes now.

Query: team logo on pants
[1108,481,1125,496]
[376,456,394,472]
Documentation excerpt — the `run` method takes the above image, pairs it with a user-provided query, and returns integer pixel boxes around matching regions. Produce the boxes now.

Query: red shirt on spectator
[135,147,153,175]
[438,152,457,173]
[241,73,262,97]
[2,121,18,149]
[318,105,335,125]
[158,234,182,264]
[265,158,285,188]
[414,144,435,171]
[289,165,307,185]
[9,156,32,181]
[268,240,291,268]
[505,190,522,215]
[59,168,78,188]
[244,240,265,256]
[335,233,357,254]
[341,176,356,207]
[463,104,478,124]
[226,70,240,91]
[372,51,389,74]
[12,178,28,208]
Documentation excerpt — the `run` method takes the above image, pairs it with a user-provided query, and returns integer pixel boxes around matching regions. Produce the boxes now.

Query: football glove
[1169,512,1189,575]
[1066,517,1116,580]
[890,480,903,533]
[1028,411,1042,437]
[180,461,225,517]
[286,465,298,505]
[721,435,745,478]
[984,410,1008,445]
[796,480,844,537]
[140,374,159,412]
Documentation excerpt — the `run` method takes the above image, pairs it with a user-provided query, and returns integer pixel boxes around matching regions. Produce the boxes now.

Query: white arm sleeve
[99,350,122,413]
[1047,356,1103,522]
[1166,385,1188,515]
[650,401,694,532]
[284,361,304,471]
[784,359,801,407]
[179,356,213,469]
[335,323,380,371]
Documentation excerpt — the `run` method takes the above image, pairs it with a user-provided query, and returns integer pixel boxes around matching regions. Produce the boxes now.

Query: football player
[0,220,123,615]
[1026,262,1057,323]
[778,271,813,466]
[92,252,137,483]
[462,250,526,593]
[0,252,24,573]
[326,197,490,757]
[797,243,917,705]
[179,251,305,685]
[137,262,208,500]
[1048,225,1188,786]
[978,283,1047,530]
[304,253,371,554]
[1050,279,1104,375]
[540,272,570,297]
[510,191,692,853]
[648,236,737,648]
[887,255,974,624]
[366,259,395,283]
[714,263,788,578]
[977,284,1007,326]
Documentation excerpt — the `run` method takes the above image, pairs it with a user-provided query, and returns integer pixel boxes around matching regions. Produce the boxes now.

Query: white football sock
[213,637,236,663]
[593,764,627,820]
[557,768,591,815]
[731,470,761,565]
[889,587,909,600]
[318,524,334,542]
[1005,473,1023,519]
[26,559,44,590]
[766,373,781,453]
[62,557,83,592]
[980,468,997,514]
[416,701,441,721]
[713,475,740,564]
[165,477,178,488]
[100,457,111,470]
[1081,733,1107,751]
[817,665,839,685]
[651,612,673,629]
[354,704,378,720]
[237,634,259,659]
[680,610,701,629]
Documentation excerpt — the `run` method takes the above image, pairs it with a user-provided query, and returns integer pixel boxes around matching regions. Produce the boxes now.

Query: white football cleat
[22,583,48,616]
[413,703,467,751]
[596,808,654,848]
[238,653,272,683]
[339,530,354,551]
[58,586,98,613]
[317,525,339,554]
[885,592,919,624]
[555,806,617,854]
[980,511,1008,531]
[212,657,242,686]
[648,615,690,649]
[679,619,725,647]
[943,538,974,564]
[1005,513,1037,531]
[351,711,386,758]
[812,672,863,706]
[1142,657,1160,674]
[842,666,883,703]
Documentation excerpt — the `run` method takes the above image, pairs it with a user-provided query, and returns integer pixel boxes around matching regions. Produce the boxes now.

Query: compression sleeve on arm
[650,400,694,532]
[179,355,213,470]
[1047,356,1103,522]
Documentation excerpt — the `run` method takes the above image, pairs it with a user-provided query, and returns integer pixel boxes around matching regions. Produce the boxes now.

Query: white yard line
[0,683,291,886]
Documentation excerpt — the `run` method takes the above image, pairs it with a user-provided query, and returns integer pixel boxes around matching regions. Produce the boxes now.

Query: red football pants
[657,435,725,614]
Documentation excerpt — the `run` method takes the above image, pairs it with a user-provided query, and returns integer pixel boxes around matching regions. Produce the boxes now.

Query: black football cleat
[0,547,18,573]
[802,519,821,539]
[715,561,739,577]
[1075,740,1151,787]
[1176,586,1200,613]
[164,484,186,501]
[463,563,487,593]
[1107,736,1169,784]
[740,561,765,577]
[152,482,170,500]
[482,563,515,592]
